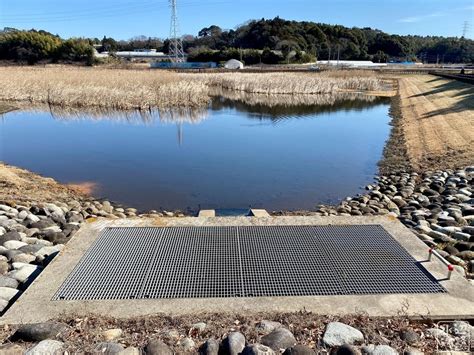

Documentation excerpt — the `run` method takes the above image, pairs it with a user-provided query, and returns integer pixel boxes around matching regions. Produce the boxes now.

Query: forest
[1,17,472,64]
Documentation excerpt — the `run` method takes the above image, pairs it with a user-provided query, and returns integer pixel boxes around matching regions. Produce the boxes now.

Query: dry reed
[0,66,209,110]
[182,71,386,95]
[0,66,389,112]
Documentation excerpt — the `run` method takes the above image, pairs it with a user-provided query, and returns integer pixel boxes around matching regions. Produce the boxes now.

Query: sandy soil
[397,75,474,171]
[0,162,85,204]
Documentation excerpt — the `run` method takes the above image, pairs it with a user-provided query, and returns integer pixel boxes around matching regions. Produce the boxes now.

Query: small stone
[449,321,470,336]
[256,320,282,334]
[401,330,420,345]
[0,286,19,301]
[13,322,69,341]
[191,321,207,332]
[179,337,195,351]
[200,338,219,355]
[144,339,173,355]
[0,343,25,354]
[25,340,63,355]
[95,342,125,354]
[222,332,246,355]
[0,261,9,275]
[261,328,296,351]
[283,344,316,354]
[425,328,453,346]
[102,201,114,213]
[323,322,364,347]
[242,344,276,355]
[102,328,123,341]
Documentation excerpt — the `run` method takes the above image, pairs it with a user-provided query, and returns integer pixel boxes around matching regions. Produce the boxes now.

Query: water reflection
[1,95,391,211]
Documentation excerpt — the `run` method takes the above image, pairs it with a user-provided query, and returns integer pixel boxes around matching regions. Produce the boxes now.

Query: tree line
[1,17,472,65]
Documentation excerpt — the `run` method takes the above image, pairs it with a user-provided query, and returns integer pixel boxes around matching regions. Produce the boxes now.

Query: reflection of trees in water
[16,90,389,125]
[17,104,209,125]
[210,89,390,121]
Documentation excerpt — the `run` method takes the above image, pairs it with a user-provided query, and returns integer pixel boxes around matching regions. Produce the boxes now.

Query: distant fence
[150,62,217,69]
[429,71,474,84]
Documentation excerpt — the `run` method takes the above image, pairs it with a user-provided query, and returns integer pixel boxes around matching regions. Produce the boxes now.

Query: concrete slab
[198,210,216,217]
[2,216,473,324]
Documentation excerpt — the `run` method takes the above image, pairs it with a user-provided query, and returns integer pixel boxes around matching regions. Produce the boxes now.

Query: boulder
[12,322,69,341]
[144,339,173,355]
[256,320,282,334]
[261,328,296,351]
[0,286,19,302]
[283,344,316,354]
[242,344,276,355]
[25,340,63,355]
[222,332,246,355]
[200,338,220,355]
[323,322,364,347]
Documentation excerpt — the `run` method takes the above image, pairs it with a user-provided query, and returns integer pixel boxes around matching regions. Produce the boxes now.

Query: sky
[0,0,473,40]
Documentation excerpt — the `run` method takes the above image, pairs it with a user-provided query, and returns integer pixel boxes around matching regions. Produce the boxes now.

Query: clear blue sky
[0,0,472,40]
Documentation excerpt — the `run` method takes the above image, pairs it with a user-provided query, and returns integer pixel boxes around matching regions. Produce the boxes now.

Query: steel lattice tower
[169,0,185,62]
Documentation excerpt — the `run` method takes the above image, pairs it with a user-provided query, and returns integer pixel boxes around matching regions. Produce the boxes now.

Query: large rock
[25,340,63,355]
[119,347,141,355]
[0,231,21,244]
[9,264,41,283]
[95,342,125,354]
[261,328,296,351]
[256,320,282,334]
[3,240,28,250]
[200,338,220,355]
[222,332,246,355]
[242,344,276,355]
[144,339,173,355]
[13,322,69,341]
[323,322,364,347]
[0,275,19,288]
[0,286,19,302]
[283,345,316,354]
[368,345,398,355]
[331,344,361,355]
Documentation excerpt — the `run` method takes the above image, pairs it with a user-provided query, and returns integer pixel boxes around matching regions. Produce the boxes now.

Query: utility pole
[169,0,185,63]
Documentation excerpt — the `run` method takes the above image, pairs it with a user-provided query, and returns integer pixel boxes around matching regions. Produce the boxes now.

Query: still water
[0,95,391,212]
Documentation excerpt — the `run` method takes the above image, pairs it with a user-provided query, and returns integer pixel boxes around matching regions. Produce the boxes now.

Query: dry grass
[398,75,474,171]
[183,71,387,95]
[0,66,391,112]
[0,66,209,110]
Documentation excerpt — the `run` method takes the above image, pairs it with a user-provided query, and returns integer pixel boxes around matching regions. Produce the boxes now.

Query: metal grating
[53,225,446,300]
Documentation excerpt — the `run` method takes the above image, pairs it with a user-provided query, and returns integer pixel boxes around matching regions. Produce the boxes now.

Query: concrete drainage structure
[1,216,473,323]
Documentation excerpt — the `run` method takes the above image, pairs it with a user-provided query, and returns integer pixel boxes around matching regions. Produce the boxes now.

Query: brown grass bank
[397,75,474,171]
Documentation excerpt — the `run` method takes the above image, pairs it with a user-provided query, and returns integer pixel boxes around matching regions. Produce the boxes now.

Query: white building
[224,59,244,70]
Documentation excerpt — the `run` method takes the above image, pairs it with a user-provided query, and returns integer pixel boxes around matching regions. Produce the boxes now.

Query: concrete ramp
[2,216,473,323]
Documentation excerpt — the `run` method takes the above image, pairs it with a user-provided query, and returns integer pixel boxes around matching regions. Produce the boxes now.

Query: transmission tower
[169,0,185,62]
[462,21,470,38]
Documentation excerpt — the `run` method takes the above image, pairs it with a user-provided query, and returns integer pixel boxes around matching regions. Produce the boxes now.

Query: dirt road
[398,75,474,171]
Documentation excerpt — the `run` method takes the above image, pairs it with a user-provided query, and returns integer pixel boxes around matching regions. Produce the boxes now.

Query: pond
[0,94,391,212]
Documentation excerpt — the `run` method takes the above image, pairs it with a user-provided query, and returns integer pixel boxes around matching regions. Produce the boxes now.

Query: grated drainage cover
[53,225,445,300]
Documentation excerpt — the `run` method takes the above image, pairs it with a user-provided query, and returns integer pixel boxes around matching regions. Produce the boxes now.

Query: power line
[1,0,232,23]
